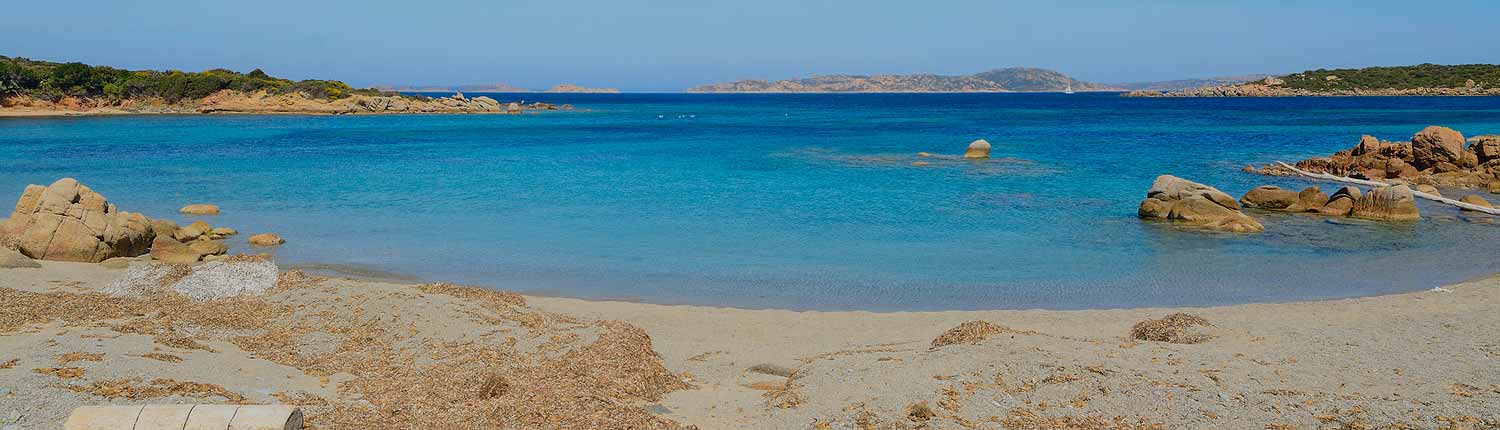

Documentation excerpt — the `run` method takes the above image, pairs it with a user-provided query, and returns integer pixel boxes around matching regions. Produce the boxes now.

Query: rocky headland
[0,56,572,117]
[1126,64,1500,97]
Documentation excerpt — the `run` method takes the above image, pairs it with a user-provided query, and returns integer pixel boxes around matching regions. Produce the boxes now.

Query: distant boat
[1064,83,1075,94]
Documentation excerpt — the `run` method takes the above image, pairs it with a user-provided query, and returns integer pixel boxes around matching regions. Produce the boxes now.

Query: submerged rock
[1350,185,1420,222]
[1138,175,1264,233]
[963,139,991,159]
[1,178,155,262]
[249,233,285,247]
[179,204,221,215]
[1460,194,1494,211]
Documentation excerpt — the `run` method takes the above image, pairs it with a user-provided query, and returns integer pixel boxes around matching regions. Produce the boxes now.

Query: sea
[3,92,1499,311]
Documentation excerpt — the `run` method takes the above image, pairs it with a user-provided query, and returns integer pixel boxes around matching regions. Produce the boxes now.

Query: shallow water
[3,93,1499,310]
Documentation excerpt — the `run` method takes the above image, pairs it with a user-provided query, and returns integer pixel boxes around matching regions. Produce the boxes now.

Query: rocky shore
[0,90,572,117]
[1124,77,1500,97]
[1256,126,1500,189]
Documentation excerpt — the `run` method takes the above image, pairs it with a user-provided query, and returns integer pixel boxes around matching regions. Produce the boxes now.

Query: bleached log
[1274,161,1500,216]
[64,405,302,430]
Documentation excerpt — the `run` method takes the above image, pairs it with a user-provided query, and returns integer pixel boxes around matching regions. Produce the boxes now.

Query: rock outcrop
[1350,185,1421,222]
[1,178,155,262]
[1138,175,1264,233]
[1261,127,1497,189]
[964,139,991,159]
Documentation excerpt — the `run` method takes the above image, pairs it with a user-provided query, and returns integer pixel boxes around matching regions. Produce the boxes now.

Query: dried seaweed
[1129,314,1213,344]
[932,320,1009,348]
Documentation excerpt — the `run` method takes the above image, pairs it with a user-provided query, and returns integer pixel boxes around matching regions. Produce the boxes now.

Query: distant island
[0,56,567,116]
[1125,64,1500,97]
[685,67,1121,93]
[376,83,621,94]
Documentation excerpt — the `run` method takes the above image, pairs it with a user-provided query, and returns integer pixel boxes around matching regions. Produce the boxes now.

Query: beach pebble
[179,204,221,215]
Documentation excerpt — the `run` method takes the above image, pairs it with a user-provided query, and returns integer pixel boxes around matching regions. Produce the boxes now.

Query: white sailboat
[1064,83,1075,94]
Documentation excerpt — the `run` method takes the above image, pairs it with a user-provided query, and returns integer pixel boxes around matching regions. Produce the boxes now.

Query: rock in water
[1414,184,1441,197]
[1350,185,1421,222]
[0,178,155,262]
[1409,126,1466,170]
[179,204,221,215]
[1319,186,1361,216]
[1138,175,1264,233]
[249,233,285,246]
[963,139,991,159]
[1460,194,1494,211]
[1240,186,1299,210]
[174,221,211,242]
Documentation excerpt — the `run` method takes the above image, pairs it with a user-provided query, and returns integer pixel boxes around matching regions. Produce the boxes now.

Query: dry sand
[3,260,1498,429]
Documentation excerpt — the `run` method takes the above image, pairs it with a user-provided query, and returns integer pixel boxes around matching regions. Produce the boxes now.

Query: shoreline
[4,260,1497,429]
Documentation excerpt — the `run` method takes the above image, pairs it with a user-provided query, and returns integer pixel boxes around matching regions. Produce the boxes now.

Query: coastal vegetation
[1280,63,1500,90]
[0,55,386,102]
[1127,63,1500,97]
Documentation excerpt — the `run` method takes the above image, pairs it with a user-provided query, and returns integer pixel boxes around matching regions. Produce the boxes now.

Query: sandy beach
[3,259,1496,429]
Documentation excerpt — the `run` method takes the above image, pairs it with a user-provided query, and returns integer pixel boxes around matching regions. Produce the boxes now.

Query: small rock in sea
[1460,194,1494,210]
[912,161,930,166]
[174,221,212,242]
[248,233,285,247]
[179,204,221,215]
[963,139,991,159]
[210,227,238,237]
[1414,184,1441,197]
[916,152,933,157]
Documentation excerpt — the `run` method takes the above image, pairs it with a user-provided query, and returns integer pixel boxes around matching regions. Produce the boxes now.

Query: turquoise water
[3,93,1500,310]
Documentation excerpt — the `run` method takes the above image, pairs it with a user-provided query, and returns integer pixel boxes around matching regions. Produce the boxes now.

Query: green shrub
[0,56,385,102]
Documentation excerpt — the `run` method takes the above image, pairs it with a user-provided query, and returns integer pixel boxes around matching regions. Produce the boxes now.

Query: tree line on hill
[0,56,390,103]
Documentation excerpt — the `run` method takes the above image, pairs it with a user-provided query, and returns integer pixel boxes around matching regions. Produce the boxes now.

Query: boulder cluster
[1271,126,1500,189]
[1,178,153,262]
[1,178,284,266]
[1138,175,1264,233]
[1139,176,1429,233]
[1240,184,1421,222]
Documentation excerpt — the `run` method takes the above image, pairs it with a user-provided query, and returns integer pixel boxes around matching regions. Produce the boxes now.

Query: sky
[4,0,1499,92]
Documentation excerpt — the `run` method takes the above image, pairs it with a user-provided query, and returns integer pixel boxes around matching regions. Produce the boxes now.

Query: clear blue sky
[4,0,1498,92]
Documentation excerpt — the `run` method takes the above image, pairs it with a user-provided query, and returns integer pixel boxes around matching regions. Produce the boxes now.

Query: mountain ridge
[686,68,1121,93]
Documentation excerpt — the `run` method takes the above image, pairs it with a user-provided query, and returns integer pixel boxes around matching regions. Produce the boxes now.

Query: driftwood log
[1274,161,1500,216]
[64,405,302,430]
